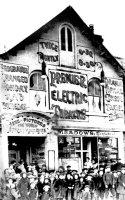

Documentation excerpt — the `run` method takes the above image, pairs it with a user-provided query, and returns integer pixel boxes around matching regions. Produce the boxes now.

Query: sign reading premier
[49,69,88,120]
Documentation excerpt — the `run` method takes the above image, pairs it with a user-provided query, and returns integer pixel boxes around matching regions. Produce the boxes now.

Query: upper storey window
[88,78,102,113]
[60,24,75,67]
[29,71,48,109]
[61,27,73,52]
[30,71,46,91]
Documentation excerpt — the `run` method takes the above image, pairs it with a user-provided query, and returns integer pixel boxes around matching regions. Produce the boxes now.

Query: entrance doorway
[8,136,46,165]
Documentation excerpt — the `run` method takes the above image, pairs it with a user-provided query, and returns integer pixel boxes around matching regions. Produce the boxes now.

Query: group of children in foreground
[1,162,125,200]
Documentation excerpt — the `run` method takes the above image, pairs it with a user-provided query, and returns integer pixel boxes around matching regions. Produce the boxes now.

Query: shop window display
[58,137,81,158]
[98,137,118,164]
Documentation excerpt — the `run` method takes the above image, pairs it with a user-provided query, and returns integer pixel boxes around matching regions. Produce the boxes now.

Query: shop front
[8,136,46,165]
[58,129,121,172]
[1,111,58,171]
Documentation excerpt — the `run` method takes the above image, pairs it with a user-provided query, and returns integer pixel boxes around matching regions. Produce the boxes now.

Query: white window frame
[29,70,46,91]
[88,78,102,113]
[59,23,76,67]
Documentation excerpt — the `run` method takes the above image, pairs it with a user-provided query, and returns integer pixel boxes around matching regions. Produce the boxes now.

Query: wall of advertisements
[0,62,29,111]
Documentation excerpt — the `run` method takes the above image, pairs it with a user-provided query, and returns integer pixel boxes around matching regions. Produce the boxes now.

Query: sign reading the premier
[0,62,29,111]
[7,115,48,135]
[105,77,124,121]
[77,46,95,71]
[38,39,59,65]
[49,70,88,120]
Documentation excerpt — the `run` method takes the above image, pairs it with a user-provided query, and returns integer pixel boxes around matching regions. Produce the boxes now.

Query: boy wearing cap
[65,173,74,200]
[117,166,125,200]
[17,172,30,200]
[96,169,105,200]
[83,174,95,200]
[29,182,38,200]
[73,173,79,200]
[103,165,115,199]
[66,165,72,174]
[81,185,91,200]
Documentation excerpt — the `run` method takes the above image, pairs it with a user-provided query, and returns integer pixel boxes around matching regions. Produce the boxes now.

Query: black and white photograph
[0,0,125,199]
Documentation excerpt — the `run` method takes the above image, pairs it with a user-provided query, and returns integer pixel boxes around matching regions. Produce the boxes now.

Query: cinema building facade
[0,6,124,172]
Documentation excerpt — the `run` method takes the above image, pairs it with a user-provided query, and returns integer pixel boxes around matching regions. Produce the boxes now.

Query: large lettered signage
[49,69,88,120]
[38,39,59,65]
[105,77,124,121]
[77,45,95,71]
[0,62,29,111]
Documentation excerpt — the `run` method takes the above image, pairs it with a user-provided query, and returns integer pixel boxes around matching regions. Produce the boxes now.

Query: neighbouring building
[0,6,124,172]
[116,57,125,162]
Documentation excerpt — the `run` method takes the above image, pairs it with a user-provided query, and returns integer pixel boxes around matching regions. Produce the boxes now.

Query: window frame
[88,78,102,112]
[29,70,46,91]
[60,24,74,52]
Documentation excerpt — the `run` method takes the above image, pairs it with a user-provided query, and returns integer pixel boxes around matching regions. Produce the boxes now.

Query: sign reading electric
[49,70,88,120]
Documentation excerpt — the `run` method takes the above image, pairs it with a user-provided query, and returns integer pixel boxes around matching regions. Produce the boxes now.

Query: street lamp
[37,52,50,109]
[37,52,47,78]
[96,62,105,113]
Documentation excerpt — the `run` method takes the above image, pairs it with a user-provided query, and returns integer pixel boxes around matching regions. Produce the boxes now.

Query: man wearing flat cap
[117,165,125,200]
[66,165,72,174]
[103,165,115,199]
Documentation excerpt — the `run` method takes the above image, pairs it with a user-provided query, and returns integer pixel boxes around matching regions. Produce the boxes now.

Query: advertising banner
[0,62,29,111]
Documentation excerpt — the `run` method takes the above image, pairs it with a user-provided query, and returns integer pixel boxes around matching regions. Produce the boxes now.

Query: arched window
[61,26,73,52]
[60,24,75,67]
[88,78,102,112]
[30,71,46,91]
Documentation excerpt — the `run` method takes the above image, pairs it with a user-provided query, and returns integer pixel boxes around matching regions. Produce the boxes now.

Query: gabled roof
[0,5,123,74]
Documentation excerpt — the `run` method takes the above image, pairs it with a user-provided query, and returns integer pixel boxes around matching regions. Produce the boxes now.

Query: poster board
[48,150,55,171]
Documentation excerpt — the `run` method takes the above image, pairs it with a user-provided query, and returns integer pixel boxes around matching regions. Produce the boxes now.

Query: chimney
[89,24,94,33]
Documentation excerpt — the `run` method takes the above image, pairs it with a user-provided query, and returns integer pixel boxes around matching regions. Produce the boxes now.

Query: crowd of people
[0,158,125,200]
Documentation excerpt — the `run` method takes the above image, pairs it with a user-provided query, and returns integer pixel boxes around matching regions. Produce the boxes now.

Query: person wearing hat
[58,166,65,175]
[66,165,72,174]
[41,178,51,200]
[42,164,48,173]
[96,169,105,200]
[53,173,66,199]
[80,168,88,180]
[81,184,91,200]
[85,174,95,200]
[117,165,125,200]
[37,176,44,200]
[73,173,79,200]
[65,173,75,200]
[4,178,21,200]
[92,168,99,200]
[78,176,85,200]
[29,182,38,200]
[17,171,30,200]
[79,173,95,200]
[84,157,92,170]
[103,165,115,199]
[80,174,95,200]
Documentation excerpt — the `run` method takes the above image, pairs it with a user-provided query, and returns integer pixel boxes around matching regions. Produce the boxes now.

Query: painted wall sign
[77,46,95,71]
[105,77,124,121]
[49,69,88,120]
[58,130,119,138]
[5,115,49,136]
[0,62,29,111]
[38,39,59,65]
